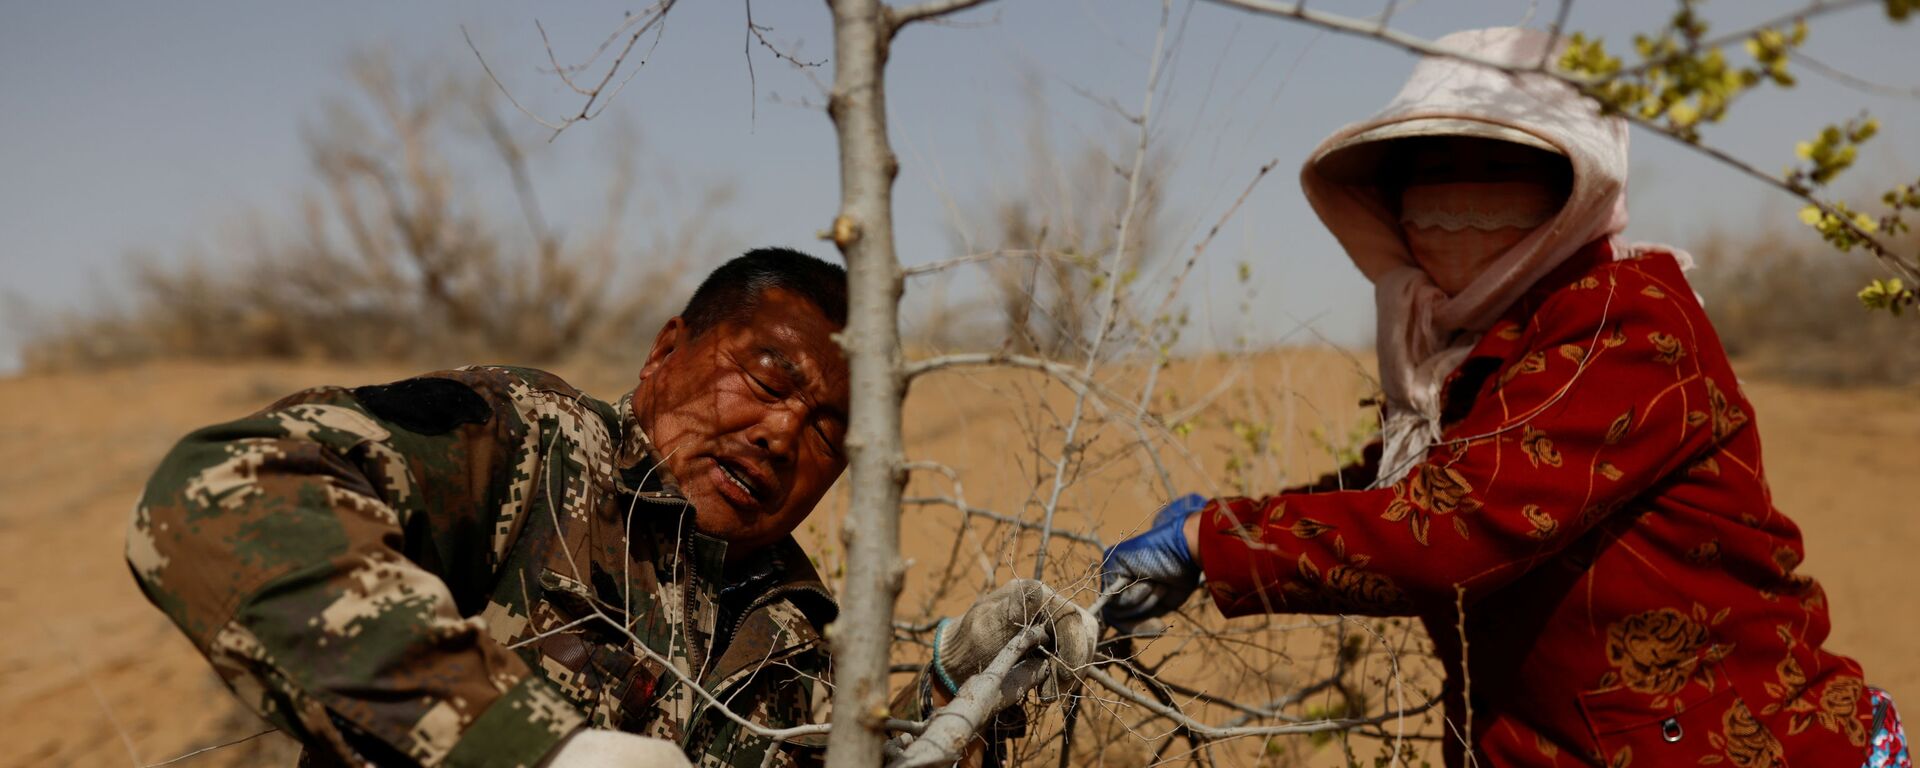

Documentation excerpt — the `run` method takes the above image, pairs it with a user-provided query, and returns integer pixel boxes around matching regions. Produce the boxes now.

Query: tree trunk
[822,1,906,766]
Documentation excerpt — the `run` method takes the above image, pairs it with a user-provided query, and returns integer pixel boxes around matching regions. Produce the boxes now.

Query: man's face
[633,288,849,557]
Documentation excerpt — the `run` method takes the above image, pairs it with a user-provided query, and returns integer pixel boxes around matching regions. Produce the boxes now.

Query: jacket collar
[612,391,686,502]
[1468,237,1616,363]
[1435,238,1617,425]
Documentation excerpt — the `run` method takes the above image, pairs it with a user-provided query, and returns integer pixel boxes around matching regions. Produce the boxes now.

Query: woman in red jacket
[1101,27,1907,768]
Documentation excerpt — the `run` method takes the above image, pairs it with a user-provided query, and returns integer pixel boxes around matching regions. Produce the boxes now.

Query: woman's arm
[1197,265,1726,617]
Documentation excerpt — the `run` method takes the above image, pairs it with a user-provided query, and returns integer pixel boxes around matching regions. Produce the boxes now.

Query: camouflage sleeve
[126,375,584,767]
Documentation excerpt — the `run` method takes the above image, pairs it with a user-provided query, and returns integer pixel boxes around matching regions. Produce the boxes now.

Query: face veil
[1400,180,1564,295]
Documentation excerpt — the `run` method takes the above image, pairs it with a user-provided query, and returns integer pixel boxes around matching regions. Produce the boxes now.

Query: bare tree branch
[888,625,1047,768]
[904,352,1134,416]
[536,21,595,96]
[1790,48,1920,99]
[903,496,1106,546]
[1082,666,1445,740]
[1145,157,1277,342]
[565,3,677,127]
[888,0,998,30]
[1536,0,1576,70]
[1033,0,1173,579]
[462,26,569,133]
[743,0,830,124]
[465,2,677,141]
[1200,0,1920,284]
[902,248,1072,278]
[509,600,844,742]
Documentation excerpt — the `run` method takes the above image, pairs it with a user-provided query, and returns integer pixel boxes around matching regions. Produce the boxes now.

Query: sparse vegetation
[14,52,732,373]
[1693,223,1920,388]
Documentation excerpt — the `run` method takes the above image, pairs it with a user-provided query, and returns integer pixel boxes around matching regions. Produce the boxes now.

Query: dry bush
[16,51,733,374]
[1691,224,1920,389]
[879,347,1445,767]
[913,99,1172,356]
[886,72,1441,760]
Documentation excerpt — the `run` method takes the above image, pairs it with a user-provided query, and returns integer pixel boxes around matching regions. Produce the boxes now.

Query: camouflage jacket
[129,366,841,768]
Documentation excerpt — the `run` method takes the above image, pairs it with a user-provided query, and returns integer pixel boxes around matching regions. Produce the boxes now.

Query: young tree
[478,2,1917,767]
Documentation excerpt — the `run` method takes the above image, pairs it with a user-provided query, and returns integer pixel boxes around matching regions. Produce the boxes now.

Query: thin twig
[1455,584,1478,768]
[142,730,277,768]
[1536,0,1576,71]
[536,21,594,96]
[1146,157,1277,340]
[903,248,1069,278]
[509,607,847,741]
[466,3,677,142]
[1376,0,1404,31]
[462,26,568,133]
[1083,666,1444,739]
[905,352,1151,425]
[904,495,1107,546]
[1033,0,1174,580]
[570,2,677,124]
[1790,49,1920,100]
[741,0,827,124]
[39,620,140,767]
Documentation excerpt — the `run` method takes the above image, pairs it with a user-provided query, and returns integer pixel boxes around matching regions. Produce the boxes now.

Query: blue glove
[1102,493,1209,630]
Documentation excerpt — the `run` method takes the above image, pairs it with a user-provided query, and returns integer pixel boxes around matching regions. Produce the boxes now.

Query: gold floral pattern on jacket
[1708,698,1784,767]
[1603,607,1710,696]
[1381,463,1477,546]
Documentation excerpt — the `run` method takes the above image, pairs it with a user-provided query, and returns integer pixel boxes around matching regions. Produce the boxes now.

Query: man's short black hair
[681,247,848,336]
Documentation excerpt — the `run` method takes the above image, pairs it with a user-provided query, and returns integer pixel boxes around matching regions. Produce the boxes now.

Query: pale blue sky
[2,1,1916,373]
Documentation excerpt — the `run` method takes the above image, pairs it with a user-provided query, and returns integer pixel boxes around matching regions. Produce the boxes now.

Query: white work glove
[933,579,1097,702]
[543,730,692,768]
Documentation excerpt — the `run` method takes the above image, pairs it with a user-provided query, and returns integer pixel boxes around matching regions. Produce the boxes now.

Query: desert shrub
[16,52,733,373]
[1691,224,1920,388]
[910,89,1172,356]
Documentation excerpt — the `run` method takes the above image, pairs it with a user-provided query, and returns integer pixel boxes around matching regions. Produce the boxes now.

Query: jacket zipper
[632,493,708,700]
[681,532,707,680]
[730,583,836,640]
[633,489,835,746]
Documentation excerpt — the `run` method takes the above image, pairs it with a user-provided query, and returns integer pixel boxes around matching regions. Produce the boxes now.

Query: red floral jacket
[1197,241,1871,767]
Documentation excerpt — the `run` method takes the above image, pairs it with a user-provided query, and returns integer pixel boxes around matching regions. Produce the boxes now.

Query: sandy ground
[0,353,1910,767]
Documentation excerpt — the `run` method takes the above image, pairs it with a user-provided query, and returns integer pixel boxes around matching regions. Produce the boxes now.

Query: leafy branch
[1209,0,1919,314]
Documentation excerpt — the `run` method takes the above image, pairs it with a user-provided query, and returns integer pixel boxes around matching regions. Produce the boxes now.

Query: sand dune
[1,354,1908,767]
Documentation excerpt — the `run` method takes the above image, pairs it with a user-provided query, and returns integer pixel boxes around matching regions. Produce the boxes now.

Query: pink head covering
[1299,27,1670,485]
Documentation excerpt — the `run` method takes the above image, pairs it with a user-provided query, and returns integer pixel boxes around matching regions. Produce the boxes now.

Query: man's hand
[1101,493,1209,633]
[543,730,691,767]
[936,579,1097,702]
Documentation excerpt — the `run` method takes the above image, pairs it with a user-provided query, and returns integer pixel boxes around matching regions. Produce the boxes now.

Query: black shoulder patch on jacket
[351,377,492,436]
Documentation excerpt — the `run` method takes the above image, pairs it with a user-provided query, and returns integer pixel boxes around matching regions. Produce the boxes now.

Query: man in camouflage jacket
[128,250,1095,768]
